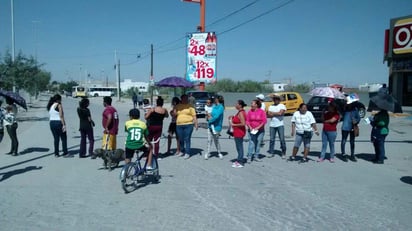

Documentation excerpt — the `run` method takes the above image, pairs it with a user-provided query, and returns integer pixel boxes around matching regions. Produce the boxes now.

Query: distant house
[272,83,288,92]
[358,83,383,92]
[120,79,149,92]
[312,82,329,88]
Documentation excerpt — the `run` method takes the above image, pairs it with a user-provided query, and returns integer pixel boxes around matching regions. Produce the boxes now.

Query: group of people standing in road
[39,90,389,171]
[45,94,119,160]
[226,93,389,167]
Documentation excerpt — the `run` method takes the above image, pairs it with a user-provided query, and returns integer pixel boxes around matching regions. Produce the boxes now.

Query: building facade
[384,15,412,106]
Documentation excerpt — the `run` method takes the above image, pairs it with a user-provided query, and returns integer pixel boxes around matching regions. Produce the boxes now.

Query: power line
[218,0,295,35]
[153,0,295,56]
[207,0,260,28]
[155,0,260,52]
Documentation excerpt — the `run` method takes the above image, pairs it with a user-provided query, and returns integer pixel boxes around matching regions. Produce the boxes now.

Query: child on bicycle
[125,108,154,169]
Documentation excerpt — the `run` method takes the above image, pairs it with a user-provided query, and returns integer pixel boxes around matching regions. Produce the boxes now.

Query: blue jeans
[268,126,286,154]
[320,131,337,159]
[373,134,387,161]
[234,137,244,163]
[176,124,194,155]
[247,129,264,158]
[50,120,68,155]
[341,130,355,156]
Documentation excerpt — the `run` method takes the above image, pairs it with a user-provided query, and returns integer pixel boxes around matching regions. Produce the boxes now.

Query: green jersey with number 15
[125,119,148,149]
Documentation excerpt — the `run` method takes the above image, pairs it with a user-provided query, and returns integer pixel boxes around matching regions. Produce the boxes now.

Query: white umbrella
[310,87,345,99]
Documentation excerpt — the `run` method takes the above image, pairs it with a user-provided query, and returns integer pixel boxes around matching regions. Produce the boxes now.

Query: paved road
[1,95,411,230]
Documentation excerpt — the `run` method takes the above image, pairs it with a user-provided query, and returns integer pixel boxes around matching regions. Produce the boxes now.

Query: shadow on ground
[400,176,412,185]
[17,116,49,122]
[356,153,376,162]
[19,147,50,155]
[0,166,43,182]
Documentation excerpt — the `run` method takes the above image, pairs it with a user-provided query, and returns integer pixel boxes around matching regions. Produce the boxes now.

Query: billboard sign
[392,17,412,55]
[186,32,217,84]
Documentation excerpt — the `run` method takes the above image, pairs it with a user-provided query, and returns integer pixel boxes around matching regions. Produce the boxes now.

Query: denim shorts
[294,133,311,148]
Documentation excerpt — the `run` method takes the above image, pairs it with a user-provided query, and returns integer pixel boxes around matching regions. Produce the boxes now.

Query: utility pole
[183,0,206,90]
[32,20,40,99]
[150,44,154,105]
[11,0,16,92]
[115,50,121,101]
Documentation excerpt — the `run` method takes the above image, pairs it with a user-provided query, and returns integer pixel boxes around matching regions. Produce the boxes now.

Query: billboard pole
[200,0,205,32]
[199,0,206,91]
[183,0,206,91]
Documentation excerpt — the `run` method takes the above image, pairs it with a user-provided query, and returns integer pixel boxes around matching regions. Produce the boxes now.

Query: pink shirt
[246,108,267,130]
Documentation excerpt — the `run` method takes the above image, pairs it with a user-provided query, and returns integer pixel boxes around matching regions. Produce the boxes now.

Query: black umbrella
[155,76,194,88]
[0,90,28,110]
[369,93,402,113]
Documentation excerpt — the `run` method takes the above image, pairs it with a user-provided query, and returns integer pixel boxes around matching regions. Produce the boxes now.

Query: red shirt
[102,106,119,135]
[232,110,247,138]
[322,111,340,132]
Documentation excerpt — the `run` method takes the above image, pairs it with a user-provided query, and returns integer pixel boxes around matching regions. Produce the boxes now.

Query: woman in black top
[145,96,169,156]
[77,98,94,158]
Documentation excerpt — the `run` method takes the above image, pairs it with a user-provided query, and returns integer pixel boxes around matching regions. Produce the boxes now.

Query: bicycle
[119,138,161,193]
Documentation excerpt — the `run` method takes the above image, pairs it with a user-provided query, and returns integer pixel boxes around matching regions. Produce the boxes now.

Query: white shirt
[49,103,61,121]
[205,105,213,114]
[291,111,316,134]
[3,111,16,126]
[260,101,266,111]
[268,103,286,127]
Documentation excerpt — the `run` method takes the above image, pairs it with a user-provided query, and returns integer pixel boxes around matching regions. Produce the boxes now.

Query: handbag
[303,130,312,139]
[353,124,359,137]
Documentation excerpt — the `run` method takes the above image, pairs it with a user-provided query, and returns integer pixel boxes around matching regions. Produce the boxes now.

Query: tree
[59,80,78,93]
[205,78,272,93]
[0,51,51,95]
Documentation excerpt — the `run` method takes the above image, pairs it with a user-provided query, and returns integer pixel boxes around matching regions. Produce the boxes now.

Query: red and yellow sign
[393,17,412,54]
[186,32,217,84]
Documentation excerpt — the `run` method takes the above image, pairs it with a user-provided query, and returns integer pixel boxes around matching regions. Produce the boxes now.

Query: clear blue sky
[1,0,411,87]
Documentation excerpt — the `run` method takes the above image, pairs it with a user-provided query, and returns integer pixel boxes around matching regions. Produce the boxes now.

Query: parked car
[306,96,366,123]
[263,92,304,114]
[186,91,217,118]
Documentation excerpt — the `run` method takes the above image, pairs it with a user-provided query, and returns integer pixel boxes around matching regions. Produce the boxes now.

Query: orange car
[263,92,304,114]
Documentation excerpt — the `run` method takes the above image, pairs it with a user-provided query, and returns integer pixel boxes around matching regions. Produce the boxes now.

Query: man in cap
[266,94,287,158]
[256,94,266,111]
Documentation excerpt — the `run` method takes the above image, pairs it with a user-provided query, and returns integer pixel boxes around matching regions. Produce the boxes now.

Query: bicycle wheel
[153,158,160,182]
[120,163,138,193]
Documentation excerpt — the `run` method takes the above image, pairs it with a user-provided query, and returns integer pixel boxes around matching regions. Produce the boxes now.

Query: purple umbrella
[0,90,27,110]
[155,76,194,88]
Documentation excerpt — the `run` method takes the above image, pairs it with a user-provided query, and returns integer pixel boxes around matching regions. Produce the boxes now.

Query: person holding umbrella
[0,100,5,144]
[4,97,19,155]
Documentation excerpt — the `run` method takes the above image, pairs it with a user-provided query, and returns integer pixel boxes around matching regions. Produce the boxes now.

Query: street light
[11,0,16,92]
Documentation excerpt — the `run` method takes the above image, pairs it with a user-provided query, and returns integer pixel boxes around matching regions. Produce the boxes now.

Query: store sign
[186,32,217,84]
[393,17,412,54]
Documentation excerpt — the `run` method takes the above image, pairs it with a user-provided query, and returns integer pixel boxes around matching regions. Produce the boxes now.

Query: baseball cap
[256,94,265,100]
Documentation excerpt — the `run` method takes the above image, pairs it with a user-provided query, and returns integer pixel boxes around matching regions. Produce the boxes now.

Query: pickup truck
[186,91,217,118]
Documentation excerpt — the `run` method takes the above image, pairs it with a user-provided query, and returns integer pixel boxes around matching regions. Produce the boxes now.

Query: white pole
[114,50,120,101]
[11,0,16,92]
